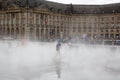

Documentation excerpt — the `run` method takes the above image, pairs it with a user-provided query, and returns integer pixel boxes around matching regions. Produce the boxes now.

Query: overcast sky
[47,0,120,4]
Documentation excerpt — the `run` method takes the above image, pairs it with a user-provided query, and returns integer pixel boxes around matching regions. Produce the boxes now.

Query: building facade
[0,0,120,41]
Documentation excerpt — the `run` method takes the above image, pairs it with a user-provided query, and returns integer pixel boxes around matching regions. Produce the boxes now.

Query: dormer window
[50,7,53,11]
[58,9,61,13]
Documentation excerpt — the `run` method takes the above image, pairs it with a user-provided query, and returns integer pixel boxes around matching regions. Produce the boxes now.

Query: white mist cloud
[0,41,120,80]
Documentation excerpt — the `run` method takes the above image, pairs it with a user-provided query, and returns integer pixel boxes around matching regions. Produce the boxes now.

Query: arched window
[36,28,39,40]
[7,28,10,36]
[30,28,33,35]
[11,28,14,37]
[16,28,19,34]
[57,29,60,37]
[30,28,33,39]
[41,29,43,37]
[46,29,48,39]
[21,28,25,36]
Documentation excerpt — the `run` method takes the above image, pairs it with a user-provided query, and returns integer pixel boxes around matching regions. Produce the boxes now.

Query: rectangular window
[101,18,103,21]
[111,23,114,29]
[117,22,120,29]
[23,19,26,25]
[111,29,114,32]
[94,29,97,32]
[30,13,32,17]
[36,14,39,18]
[16,14,19,25]
[30,19,32,24]
[105,34,109,39]
[106,29,108,32]
[110,34,114,38]
[78,25,81,32]
[3,14,5,25]
[7,14,10,25]
[1,14,3,25]
[100,27,103,32]
[112,17,114,21]
[36,19,39,25]
[95,18,97,22]
[117,16,120,20]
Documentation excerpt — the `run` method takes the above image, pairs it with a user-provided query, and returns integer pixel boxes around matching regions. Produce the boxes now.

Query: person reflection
[56,42,61,78]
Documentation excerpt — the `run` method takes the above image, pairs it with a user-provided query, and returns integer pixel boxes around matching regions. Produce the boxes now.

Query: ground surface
[0,40,120,80]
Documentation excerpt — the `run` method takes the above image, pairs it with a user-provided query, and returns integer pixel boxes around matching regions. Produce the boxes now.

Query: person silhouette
[56,42,61,78]
[56,42,61,52]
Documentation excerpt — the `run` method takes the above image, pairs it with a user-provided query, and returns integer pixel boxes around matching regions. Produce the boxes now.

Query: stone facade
[0,0,120,41]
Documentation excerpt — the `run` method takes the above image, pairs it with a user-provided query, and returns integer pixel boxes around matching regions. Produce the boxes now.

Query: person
[56,42,61,78]
[56,42,61,52]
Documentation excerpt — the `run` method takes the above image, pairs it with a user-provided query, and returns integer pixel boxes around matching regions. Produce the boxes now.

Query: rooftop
[0,0,120,14]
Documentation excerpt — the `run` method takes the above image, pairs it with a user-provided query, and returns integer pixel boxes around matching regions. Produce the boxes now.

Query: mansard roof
[73,3,120,14]
[0,0,120,14]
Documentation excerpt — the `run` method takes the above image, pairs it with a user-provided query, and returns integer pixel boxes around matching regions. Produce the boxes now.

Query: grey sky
[47,0,120,4]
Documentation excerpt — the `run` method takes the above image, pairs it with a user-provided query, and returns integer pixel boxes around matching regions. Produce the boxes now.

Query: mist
[0,40,120,80]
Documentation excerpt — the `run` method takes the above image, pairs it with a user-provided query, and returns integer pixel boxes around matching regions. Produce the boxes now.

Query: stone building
[0,0,120,41]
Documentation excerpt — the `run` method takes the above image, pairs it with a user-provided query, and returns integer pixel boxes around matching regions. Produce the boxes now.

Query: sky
[47,0,120,4]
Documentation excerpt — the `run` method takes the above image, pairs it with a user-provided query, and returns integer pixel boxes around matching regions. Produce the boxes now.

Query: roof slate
[0,0,120,14]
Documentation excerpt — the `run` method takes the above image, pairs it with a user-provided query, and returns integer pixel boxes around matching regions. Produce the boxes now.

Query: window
[30,19,33,27]
[79,17,81,21]
[3,16,5,26]
[78,24,81,32]
[73,17,76,22]
[105,34,109,39]
[100,27,103,32]
[110,34,114,38]
[101,34,104,37]
[36,14,39,17]
[117,22,120,29]
[30,13,32,17]
[94,29,97,32]
[106,29,108,32]
[84,16,86,21]
[111,29,114,32]
[94,23,97,27]
[88,27,91,32]
[95,18,97,22]
[89,23,91,32]
[16,14,19,25]
[36,18,38,25]
[23,19,26,25]
[117,16,120,20]
[106,23,108,27]
[53,16,55,20]
[30,19,32,24]
[57,16,59,20]
[101,18,103,21]
[94,25,97,32]
[112,17,114,21]
[117,29,119,32]
[111,23,114,29]
[83,25,86,32]
[73,26,75,32]
[1,17,3,25]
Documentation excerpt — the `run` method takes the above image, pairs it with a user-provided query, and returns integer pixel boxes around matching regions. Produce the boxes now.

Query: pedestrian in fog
[56,42,61,52]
